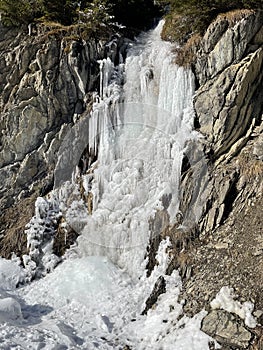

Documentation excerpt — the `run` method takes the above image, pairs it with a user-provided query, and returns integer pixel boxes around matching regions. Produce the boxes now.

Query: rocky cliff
[178,9,263,349]
[180,10,262,229]
[0,9,262,349]
[0,22,125,257]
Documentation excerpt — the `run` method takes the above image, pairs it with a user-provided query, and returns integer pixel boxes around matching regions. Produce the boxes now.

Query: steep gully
[0,11,262,349]
[0,21,217,349]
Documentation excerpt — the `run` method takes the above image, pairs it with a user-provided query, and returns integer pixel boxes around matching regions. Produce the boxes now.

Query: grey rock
[146,204,170,277]
[180,10,263,235]
[141,276,166,315]
[253,134,263,160]
[195,48,263,158]
[196,11,263,85]
[202,310,252,348]
[0,24,120,215]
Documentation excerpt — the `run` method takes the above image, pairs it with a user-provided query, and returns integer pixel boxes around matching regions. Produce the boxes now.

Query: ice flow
[73,20,196,278]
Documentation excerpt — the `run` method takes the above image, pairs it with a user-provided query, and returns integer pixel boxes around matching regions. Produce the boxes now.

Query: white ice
[211,286,257,328]
[73,20,196,278]
[0,241,214,349]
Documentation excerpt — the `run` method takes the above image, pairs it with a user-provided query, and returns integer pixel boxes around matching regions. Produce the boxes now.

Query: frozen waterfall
[70,20,196,277]
[0,20,217,350]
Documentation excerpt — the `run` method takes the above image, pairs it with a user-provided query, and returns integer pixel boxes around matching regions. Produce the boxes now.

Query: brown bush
[173,33,202,67]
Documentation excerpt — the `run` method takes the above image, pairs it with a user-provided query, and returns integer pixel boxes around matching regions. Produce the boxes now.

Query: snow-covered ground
[0,243,215,350]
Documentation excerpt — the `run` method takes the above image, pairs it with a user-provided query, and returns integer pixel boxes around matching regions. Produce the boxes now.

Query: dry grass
[36,21,87,42]
[39,20,67,29]
[161,14,189,43]
[36,20,67,35]
[163,223,198,278]
[217,9,254,27]
[164,8,254,67]
[0,196,80,260]
[163,222,198,253]
[173,33,202,67]
[249,326,263,350]
[238,152,263,181]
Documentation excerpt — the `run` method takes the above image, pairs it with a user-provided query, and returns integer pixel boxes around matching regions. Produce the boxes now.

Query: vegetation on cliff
[1,0,261,39]
[158,0,262,43]
[0,0,161,31]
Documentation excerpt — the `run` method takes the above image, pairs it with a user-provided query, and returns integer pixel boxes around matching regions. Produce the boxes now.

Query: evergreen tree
[160,0,262,42]
[0,0,41,26]
[40,0,77,25]
[0,0,161,29]
[1,0,260,29]
[78,0,113,29]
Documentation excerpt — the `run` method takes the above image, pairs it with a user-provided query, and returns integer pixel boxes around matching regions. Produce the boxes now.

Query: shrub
[0,0,42,26]
[160,0,263,43]
[78,0,113,30]
[40,0,77,26]
[173,33,202,66]
[0,0,162,30]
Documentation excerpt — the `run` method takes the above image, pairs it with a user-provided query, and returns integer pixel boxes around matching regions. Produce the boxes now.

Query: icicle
[66,20,197,278]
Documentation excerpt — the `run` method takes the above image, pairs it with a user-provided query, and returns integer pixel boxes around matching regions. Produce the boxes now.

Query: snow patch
[210,286,257,328]
[24,196,61,279]
[0,257,25,290]
[0,297,23,322]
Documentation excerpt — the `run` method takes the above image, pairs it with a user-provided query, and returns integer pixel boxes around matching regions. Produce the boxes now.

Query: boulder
[202,310,252,349]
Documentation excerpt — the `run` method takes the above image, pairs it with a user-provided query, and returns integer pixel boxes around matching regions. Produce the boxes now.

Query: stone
[214,242,229,250]
[146,202,170,277]
[141,276,166,315]
[254,310,263,319]
[201,310,252,348]
[195,11,263,85]
[253,134,263,160]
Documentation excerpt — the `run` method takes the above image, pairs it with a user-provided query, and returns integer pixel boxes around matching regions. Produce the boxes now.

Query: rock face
[180,10,263,233]
[178,9,263,348]
[0,23,122,256]
[195,10,263,85]
[202,310,252,349]
[194,10,263,160]
[0,24,99,210]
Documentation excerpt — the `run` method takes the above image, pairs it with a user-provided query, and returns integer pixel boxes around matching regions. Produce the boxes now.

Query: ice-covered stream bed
[0,21,221,349]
